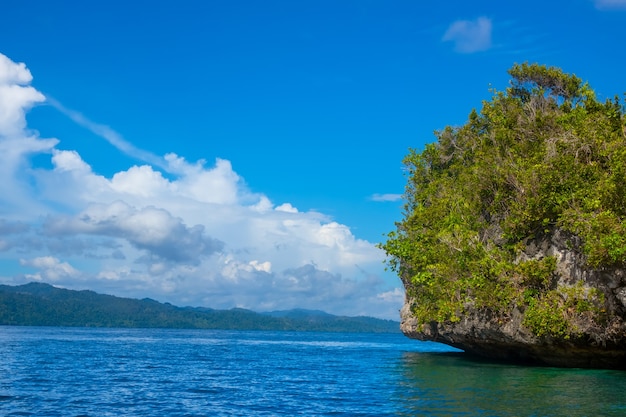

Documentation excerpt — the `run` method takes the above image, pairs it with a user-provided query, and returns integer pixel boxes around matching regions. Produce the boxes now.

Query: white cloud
[594,0,626,9]
[275,203,298,213]
[442,17,493,53]
[110,165,170,197]
[377,287,404,303]
[164,155,241,204]
[0,54,33,85]
[0,54,45,136]
[20,256,81,282]
[370,193,402,202]
[0,52,402,320]
[43,201,224,263]
[0,55,60,219]
[52,149,92,173]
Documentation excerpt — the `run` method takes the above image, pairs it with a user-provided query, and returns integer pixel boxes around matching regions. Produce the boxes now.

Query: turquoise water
[1,326,624,416]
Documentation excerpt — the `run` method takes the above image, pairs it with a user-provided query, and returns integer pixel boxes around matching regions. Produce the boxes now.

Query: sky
[0,0,625,320]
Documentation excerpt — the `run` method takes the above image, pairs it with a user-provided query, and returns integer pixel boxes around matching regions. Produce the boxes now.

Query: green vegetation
[522,283,605,339]
[0,282,399,333]
[381,63,625,338]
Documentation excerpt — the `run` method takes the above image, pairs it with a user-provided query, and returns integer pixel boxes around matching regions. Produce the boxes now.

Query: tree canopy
[0,282,400,333]
[381,63,626,338]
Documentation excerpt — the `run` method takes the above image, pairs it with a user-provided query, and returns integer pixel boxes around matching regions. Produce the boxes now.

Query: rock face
[400,229,626,369]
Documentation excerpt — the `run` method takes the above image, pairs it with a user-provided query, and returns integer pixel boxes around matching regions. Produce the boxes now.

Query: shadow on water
[394,351,626,417]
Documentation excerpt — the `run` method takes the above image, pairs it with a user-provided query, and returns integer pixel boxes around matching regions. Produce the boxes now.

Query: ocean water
[1,327,625,416]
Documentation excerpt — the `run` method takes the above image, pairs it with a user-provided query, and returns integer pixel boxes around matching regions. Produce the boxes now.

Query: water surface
[1,326,624,416]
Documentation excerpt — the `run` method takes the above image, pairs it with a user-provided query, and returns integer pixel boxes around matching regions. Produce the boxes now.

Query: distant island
[0,282,400,333]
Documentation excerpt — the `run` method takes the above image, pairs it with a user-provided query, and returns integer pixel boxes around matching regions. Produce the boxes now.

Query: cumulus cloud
[44,201,224,263]
[275,203,298,213]
[0,54,45,136]
[20,256,81,282]
[594,0,626,9]
[0,54,33,85]
[442,17,493,53]
[0,55,59,219]
[0,52,402,320]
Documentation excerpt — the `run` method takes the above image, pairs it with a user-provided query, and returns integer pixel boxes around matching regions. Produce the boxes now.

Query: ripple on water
[1,327,625,417]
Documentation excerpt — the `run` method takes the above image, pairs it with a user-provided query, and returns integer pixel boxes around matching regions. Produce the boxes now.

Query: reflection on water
[395,351,626,417]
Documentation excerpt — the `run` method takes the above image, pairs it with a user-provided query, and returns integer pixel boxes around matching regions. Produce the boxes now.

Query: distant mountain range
[0,282,400,333]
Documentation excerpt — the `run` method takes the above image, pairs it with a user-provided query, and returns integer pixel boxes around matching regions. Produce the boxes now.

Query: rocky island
[382,63,626,369]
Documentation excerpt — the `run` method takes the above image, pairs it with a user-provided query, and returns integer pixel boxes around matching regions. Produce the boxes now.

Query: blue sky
[0,0,625,319]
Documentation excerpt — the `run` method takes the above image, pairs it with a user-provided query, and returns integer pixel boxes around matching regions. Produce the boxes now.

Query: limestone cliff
[400,229,626,369]
[382,64,626,369]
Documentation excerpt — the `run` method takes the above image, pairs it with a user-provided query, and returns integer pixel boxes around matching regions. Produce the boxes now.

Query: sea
[1,326,625,416]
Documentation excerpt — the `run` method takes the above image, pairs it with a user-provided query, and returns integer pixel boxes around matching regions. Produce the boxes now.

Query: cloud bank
[442,17,493,53]
[0,53,402,319]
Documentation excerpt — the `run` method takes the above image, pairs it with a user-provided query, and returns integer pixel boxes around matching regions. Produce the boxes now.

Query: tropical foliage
[381,63,625,338]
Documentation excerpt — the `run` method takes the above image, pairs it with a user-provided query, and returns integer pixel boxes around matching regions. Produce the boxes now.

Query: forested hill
[0,283,400,333]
